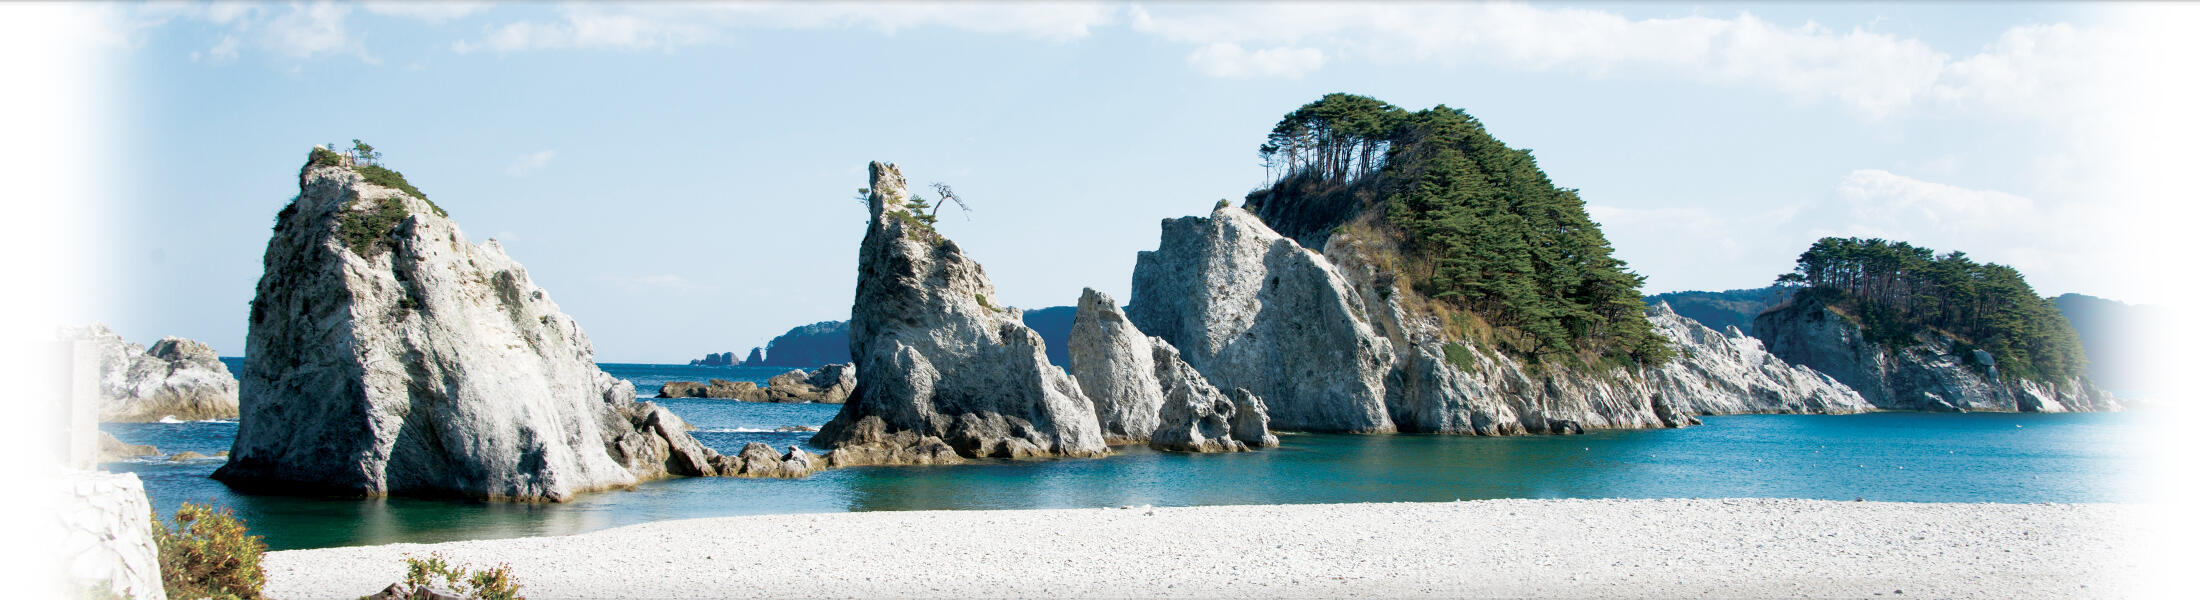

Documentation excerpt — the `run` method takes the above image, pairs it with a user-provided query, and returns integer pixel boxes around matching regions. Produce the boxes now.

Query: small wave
[697,427,777,433]
[155,416,237,424]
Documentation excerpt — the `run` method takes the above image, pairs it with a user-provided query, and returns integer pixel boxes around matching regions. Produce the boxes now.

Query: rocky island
[809,162,1108,466]
[1753,237,2116,413]
[1128,95,1878,436]
[214,148,813,502]
[66,325,239,422]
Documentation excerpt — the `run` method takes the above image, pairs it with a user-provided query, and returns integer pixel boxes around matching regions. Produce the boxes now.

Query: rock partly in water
[1753,294,2117,413]
[812,162,1107,465]
[1127,207,1879,436]
[215,151,771,502]
[65,325,239,422]
[1126,208,1396,433]
[1067,288,1166,444]
[1643,302,1872,417]
[97,431,159,463]
[58,470,167,600]
[653,367,854,403]
[1069,287,1275,451]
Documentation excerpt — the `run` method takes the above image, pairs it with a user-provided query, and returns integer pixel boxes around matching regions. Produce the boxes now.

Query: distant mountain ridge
[2051,293,2168,400]
[690,306,1080,369]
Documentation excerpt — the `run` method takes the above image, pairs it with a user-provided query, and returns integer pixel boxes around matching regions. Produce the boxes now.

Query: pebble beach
[263,498,2137,599]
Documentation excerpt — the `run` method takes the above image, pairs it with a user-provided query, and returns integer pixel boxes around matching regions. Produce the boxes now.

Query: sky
[32,1,2200,362]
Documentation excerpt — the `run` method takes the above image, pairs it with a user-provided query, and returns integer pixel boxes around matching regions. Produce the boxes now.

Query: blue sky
[68,1,2196,362]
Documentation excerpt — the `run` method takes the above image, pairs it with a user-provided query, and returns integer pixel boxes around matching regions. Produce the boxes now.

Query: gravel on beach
[263,498,2136,599]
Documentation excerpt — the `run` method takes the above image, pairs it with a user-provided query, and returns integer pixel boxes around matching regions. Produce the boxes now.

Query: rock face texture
[1643,303,1872,416]
[812,162,1107,465]
[1126,209,1396,433]
[1067,289,1166,443]
[58,470,166,600]
[1069,288,1276,451]
[66,325,239,422]
[1128,207,1879,436]
[1753,294,2117,412]
[215,154,777,502]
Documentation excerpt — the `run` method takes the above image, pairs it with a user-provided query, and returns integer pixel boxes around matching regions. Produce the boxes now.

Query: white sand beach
[263,498,2136,599]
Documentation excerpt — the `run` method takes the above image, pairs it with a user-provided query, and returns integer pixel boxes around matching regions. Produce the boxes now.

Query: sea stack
[66,325,239,422]
[215,148,778,502]
[811,162,1107,466]
[1068,287,1274,451]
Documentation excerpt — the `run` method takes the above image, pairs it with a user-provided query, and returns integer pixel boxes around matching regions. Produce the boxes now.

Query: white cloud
[1129,3,2125,117]
[361,2,487,25]
[1820,169,2125,299]
[262,1,355,59]
[504,150,556,176]
[451,3,1117,54]
[1185,42,1325,78]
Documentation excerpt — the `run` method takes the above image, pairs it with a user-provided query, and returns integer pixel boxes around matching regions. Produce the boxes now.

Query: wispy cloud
[504,150,556,177]
[361,2,488,25]
[1185,42,1324,78]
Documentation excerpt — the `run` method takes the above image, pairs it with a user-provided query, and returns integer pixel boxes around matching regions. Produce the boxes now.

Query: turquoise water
[108,362,2147,551]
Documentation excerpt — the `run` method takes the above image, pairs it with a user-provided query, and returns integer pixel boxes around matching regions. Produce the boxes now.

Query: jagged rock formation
[1067,289,1166,443]
[1643,303,1871,416]
[1126,209,1396,433]
[66,325,239,422]
[1754,294,2116,412]
[742,348,765,366]
[1069,288,1275,451]
[58,470,166,600]
[215,151,799,503]
[812,162,1107,465]
[1128,207,1880,435]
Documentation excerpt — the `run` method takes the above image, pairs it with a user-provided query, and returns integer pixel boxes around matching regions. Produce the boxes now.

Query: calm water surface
[106,362,2147,551]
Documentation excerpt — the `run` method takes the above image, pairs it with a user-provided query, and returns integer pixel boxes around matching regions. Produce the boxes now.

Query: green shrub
[353,164,444,216]
[400,553,525,600]
[156,502,266,600]
[338,196,411,256]
[975,293,994,311]
[308,147,346,169]
[1441,342,1477,370]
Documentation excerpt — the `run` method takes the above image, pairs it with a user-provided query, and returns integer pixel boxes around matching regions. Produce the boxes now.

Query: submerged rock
[66,325,239,422]
[96,431,159,463]
[1070,287,1275,451]
[1126,206,1881,436]
[812,162,1107,465]
[215,150,762,502]
[1753,293,2116,412]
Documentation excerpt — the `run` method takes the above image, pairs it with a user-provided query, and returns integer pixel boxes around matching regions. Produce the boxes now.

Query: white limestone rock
[57,470,166,600]
[1643,302,1872,416]
[811,162,1107,465]
[1126,206,1882,436]
[1125,208,1396,433]
[1753,294,2117,413]
[1067,288,1165,443]
[215,151,742,502]
[1070,287,1274,451]
[65,325,239,422]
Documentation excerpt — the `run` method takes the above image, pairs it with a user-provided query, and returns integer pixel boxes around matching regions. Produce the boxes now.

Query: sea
[100,361,2149,551]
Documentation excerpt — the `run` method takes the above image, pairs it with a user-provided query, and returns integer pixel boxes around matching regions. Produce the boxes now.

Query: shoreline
[263,498,2136,599]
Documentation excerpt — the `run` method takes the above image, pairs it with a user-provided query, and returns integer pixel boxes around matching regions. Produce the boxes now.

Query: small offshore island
[72,95,2141,599]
